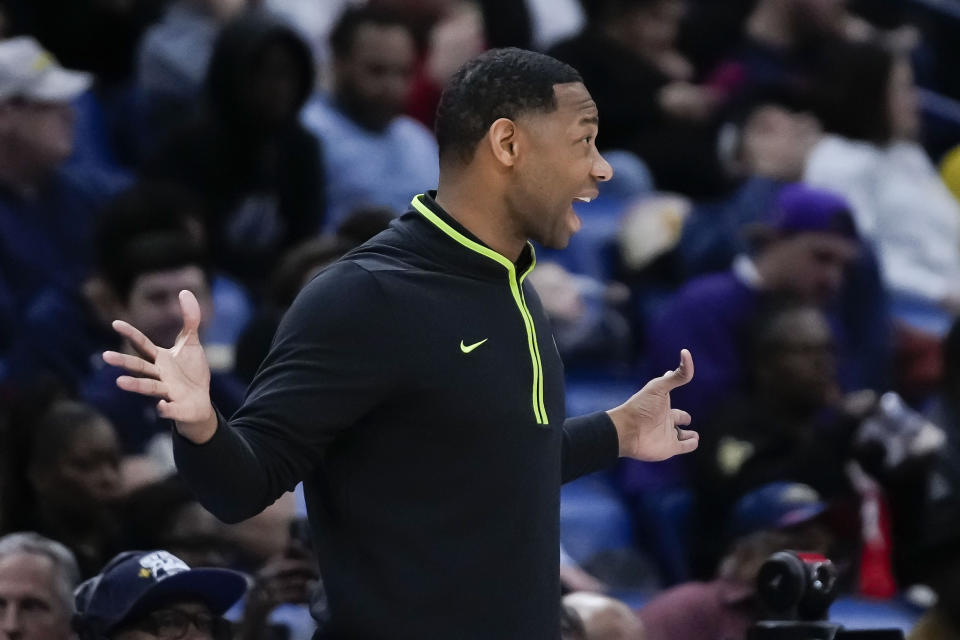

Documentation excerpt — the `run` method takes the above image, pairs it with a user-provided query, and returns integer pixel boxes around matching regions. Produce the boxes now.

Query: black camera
[748,551,904,640]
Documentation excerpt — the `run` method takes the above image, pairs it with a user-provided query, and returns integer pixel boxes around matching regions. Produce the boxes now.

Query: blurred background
[2,0,960,638]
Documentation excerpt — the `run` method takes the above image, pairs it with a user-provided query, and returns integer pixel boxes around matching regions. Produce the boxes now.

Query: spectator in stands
[527,261,632,369]
[0,532,80,640]
[73,550,246,640]
[805,40,960,341]
[82,232,244,456]
[404,1,486,131]
[562,592,645,640]
[619,184,891,497]
[2,400,124,578]
[680,85,822,276]
[0,37,126,354]
[136,0,247,151]
[693,302,943,578]
[639,482,834,640]
[144,10,322,290]
[690,303,860,572]
[1,182,208,394]
[122,475,233,570]
[678,92,892,394]
[122,475,319,640]
[302,6,439,230]
[710,0,850,100]
[549,0,724,196]
[645,183,860,433]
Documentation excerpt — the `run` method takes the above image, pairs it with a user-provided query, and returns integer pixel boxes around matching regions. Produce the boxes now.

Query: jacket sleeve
[561,411,620,483]
[173,261,398,523]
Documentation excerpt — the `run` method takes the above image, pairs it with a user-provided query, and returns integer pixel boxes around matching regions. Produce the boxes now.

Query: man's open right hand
[104,289,218,444]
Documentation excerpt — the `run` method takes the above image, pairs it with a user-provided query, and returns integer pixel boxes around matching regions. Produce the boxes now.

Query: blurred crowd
[2,0,960,638]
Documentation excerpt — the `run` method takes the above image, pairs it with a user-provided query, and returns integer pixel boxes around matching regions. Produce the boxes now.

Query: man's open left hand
[607,349,698,461]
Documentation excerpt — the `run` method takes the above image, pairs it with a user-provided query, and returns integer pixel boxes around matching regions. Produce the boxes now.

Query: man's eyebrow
[580,115,599,126]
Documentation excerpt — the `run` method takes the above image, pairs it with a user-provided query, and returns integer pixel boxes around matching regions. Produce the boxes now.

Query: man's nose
[1,604,22,636]
[592,150,614,183]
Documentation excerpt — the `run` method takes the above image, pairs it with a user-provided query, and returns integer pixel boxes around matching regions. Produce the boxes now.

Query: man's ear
[486,117,519,168]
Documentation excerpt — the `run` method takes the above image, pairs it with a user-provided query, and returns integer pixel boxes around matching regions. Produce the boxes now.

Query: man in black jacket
[105,48,699,639]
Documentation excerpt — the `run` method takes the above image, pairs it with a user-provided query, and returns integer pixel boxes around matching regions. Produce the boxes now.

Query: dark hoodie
[143,11,324,289]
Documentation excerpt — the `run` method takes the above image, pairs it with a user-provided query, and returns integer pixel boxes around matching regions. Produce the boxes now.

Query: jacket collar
[407,191,536,282]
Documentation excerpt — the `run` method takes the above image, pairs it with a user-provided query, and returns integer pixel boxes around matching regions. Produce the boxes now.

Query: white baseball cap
[0,36,92,103]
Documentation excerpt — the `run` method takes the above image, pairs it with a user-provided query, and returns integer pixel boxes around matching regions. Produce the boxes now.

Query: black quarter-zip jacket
[174,192,620,638]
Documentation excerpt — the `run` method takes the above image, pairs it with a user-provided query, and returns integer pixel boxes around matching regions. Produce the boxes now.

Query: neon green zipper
[411,194,549,424]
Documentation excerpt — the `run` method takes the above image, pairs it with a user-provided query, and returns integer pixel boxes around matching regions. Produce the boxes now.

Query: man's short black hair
[102,232,211,303]
[329,5,411,59]
[96,181,205,271]
[435,48,583,165]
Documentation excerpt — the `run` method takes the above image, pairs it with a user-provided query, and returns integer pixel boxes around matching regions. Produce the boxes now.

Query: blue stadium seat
[829,597,923,633]
[634,486,694,585]
[560,470,635,565]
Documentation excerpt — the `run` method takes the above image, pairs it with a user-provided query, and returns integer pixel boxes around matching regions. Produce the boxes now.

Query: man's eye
[583,136,593,144]
[22,598,49,612]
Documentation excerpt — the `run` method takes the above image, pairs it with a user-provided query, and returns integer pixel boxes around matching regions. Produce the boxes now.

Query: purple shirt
[638,579,756,640]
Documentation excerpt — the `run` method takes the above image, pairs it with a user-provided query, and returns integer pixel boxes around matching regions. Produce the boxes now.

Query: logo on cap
[137,551,190,581]
[779,483,820,505]
[31,51,54,73]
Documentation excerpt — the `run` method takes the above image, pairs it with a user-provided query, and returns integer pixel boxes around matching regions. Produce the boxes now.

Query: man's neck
[746,3,794,49]
[435,176,527,262]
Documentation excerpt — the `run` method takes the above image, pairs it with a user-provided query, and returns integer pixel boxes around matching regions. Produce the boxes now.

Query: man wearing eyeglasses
[72,550,246,640]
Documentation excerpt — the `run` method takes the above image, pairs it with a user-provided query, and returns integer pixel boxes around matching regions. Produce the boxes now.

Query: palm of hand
[620,386,683,461]
[156,335,212,422]
[104,290,216,437]
[608,349,697,462]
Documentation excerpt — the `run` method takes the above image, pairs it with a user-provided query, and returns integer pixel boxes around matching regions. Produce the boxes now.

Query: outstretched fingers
[112,320,159,361]
[116,375,170,400]
[103,350,160,378]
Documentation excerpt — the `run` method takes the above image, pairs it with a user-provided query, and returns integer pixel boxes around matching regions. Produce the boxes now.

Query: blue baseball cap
[727,482,828,540]
[74,550,247,634]
[765,184,858,241]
